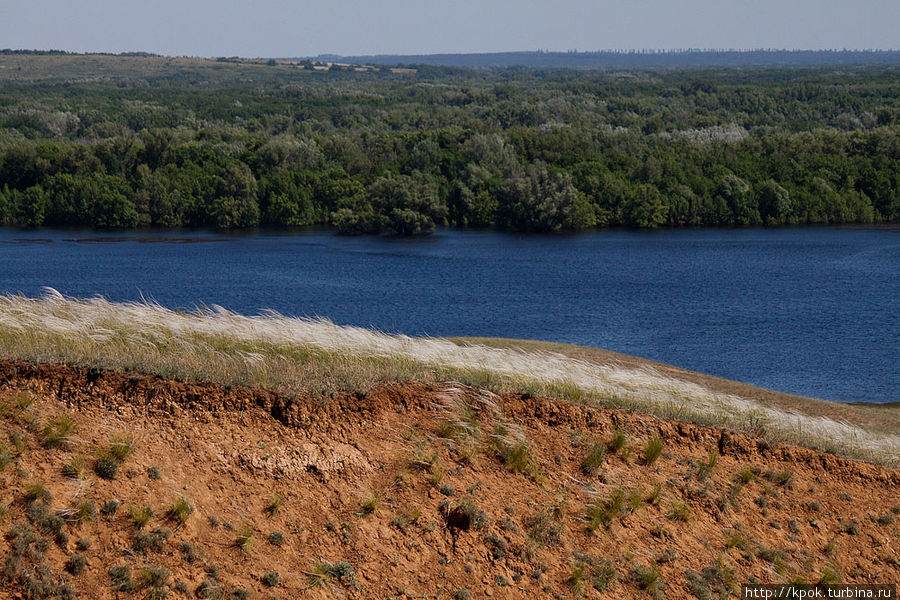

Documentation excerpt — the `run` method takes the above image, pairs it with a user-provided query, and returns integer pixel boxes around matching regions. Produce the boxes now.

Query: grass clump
[268,531,285,546]
[696,451,719,482]
[608,429,628,454]
[64,553,87,575]
[109,565,134,592]
[42,413,76,449]
[307,560,355,588]
[108,433,135,461]
[166,496,193,526]
[581,442,606,475]
[58,500,96,524]
[359,490,380,516]
[61,456,86,479]
[669,501,692,522]
[264,492,284,517]
[24,481,52,504]
[643,435,664,465]
[762,469,794,487]
[235,522,254,552]
[490,421,538,477]
[129,505,154,529]
[630,564,663,598]
[262,571,280,587]
[586,487,631,532]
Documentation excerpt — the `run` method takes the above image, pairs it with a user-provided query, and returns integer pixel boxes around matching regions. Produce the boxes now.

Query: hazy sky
[1,0,897,57]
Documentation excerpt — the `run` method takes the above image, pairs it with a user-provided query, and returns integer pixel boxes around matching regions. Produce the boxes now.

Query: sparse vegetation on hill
[0,290,897,466]
[0,361,897,598]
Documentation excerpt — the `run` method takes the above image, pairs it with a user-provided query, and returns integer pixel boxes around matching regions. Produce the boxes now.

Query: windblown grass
[0,290,897,466]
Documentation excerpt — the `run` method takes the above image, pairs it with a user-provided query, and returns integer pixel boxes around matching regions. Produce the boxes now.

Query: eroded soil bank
[1,360,898,599]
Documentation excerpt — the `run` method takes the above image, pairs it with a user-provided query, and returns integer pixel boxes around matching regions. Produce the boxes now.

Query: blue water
[0,227,897,403]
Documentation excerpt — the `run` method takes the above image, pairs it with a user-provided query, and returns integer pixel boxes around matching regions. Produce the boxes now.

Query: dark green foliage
[262,571,280,587]
[267,531,285,546]
[0,61,896,235]
[93,455,119,480]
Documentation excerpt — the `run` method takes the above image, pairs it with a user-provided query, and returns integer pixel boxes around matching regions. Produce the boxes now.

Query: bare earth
[1,360,898,599]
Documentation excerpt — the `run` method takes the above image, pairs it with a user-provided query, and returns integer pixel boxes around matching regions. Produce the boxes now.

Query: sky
[1,0,898,57]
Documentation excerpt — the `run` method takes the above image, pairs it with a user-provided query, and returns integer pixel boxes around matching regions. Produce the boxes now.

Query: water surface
[1,227,897,403]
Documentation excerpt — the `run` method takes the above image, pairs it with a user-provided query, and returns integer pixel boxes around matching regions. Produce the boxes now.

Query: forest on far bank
[0,54,898,234]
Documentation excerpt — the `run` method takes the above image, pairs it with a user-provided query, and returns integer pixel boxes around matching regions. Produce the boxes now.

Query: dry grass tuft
[0,291,897,465]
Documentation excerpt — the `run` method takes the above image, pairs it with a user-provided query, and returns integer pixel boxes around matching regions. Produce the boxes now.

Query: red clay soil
[0,360,898,599]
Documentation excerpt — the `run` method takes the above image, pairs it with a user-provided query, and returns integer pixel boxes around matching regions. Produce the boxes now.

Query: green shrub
[262,571,280,587]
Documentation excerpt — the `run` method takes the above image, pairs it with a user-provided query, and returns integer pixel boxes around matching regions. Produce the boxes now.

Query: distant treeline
[327,49,900,69]
[0,49,160,57]
[0,61,898,233]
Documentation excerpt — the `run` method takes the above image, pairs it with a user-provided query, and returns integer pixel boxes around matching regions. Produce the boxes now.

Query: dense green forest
[0,54,898,233]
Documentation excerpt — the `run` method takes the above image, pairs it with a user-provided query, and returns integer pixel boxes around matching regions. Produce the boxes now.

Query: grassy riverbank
[0,290,896,465]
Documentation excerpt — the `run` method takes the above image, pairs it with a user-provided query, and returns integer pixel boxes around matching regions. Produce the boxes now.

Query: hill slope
[1,361,898,599]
